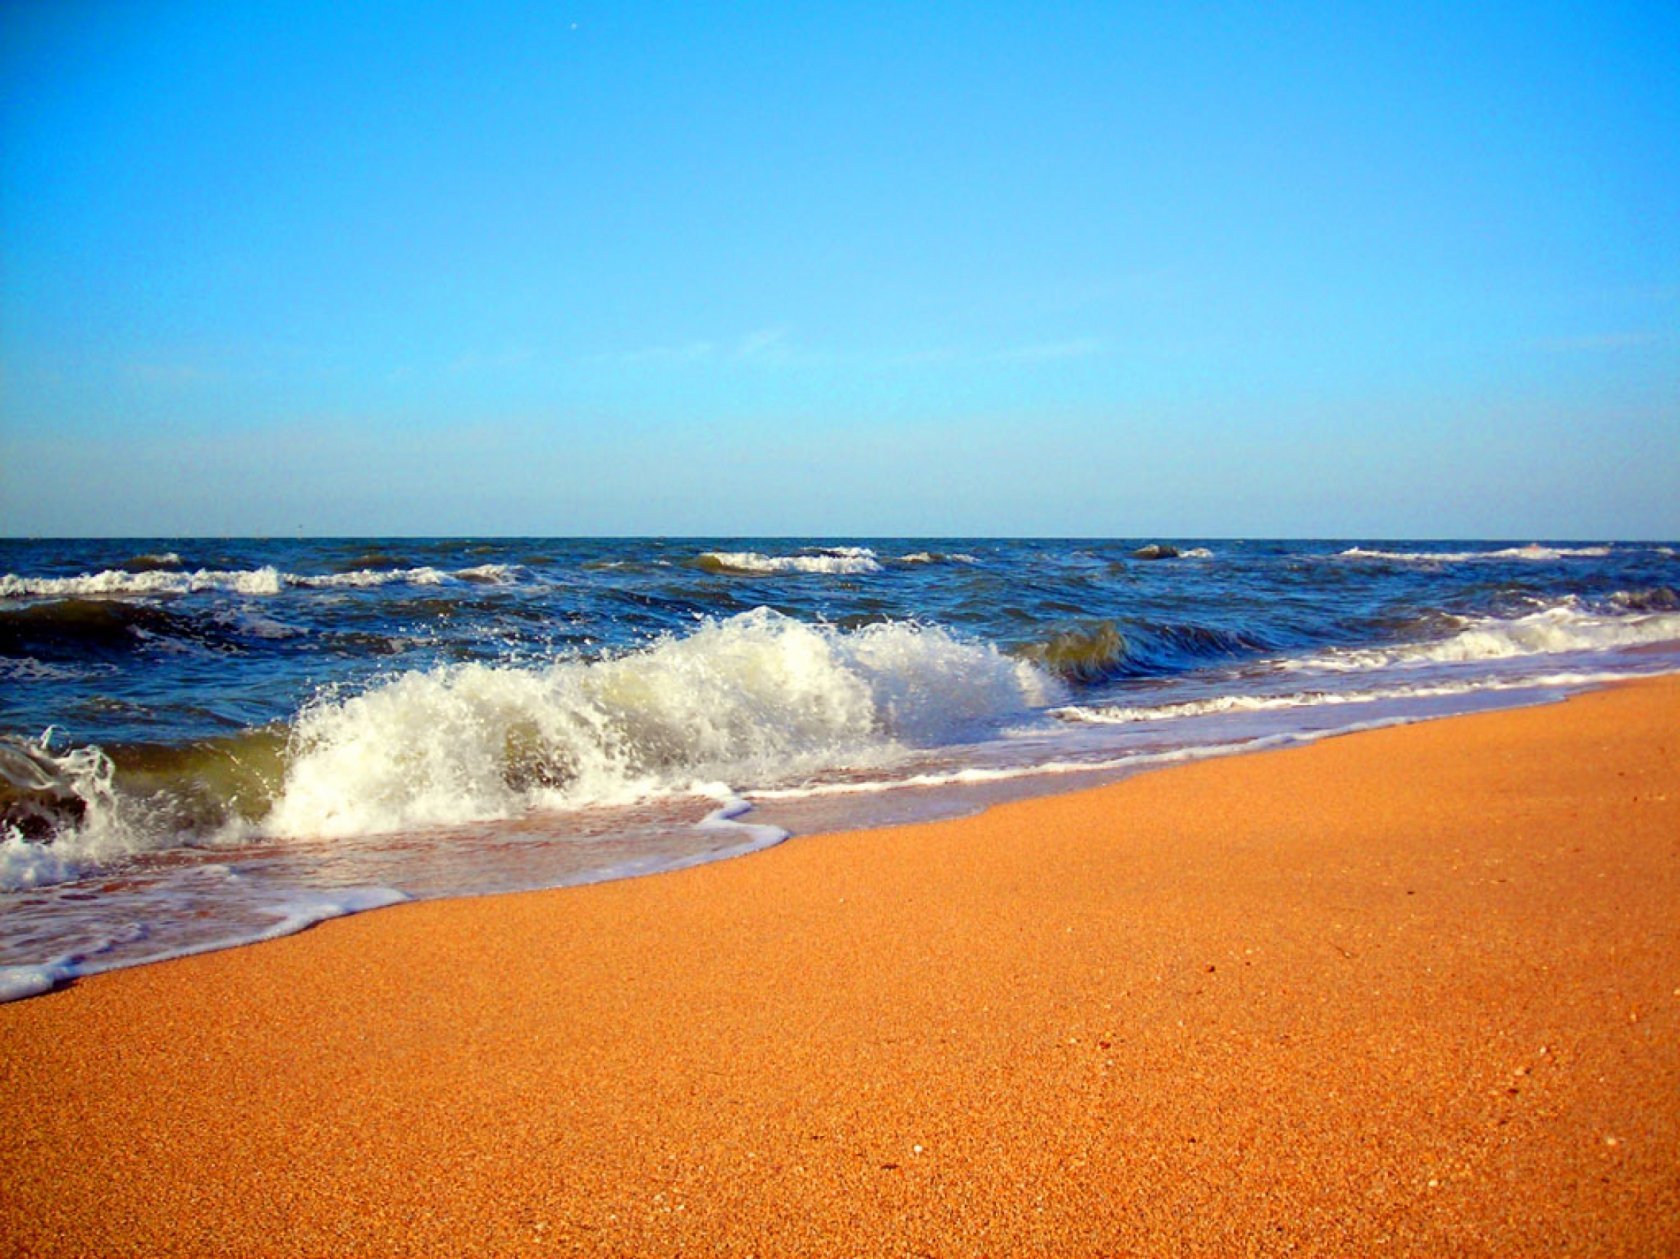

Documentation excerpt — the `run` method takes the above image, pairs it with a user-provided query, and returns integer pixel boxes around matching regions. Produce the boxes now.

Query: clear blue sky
[2,0,1676,537]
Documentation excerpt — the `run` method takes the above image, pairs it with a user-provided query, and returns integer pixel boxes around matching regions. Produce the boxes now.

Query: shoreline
[2,676,1640,1007]
[2,678,1676,1254]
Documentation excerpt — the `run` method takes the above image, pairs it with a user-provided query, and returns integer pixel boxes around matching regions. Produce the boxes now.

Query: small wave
[1,735,128,875]
[1338,544,1613,564]
[1017,622,1132,684]
[1612,587,1679,613]
[122,552,183,572]
[899,551,981,565]
[292,566,451,589]
[455,563,521,584]
[1294,602,1680,671]
[331,550,410,572]
[1052,670,1646,724]
[1016,617,1269,684]
[0,567,285,599]
[0,598,232,660]
[0,563,525,600]
[0,727,285,884]
[695,547,883,576]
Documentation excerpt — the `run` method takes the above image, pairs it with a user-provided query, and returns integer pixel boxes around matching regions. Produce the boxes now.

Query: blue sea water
[2,537,1677,999]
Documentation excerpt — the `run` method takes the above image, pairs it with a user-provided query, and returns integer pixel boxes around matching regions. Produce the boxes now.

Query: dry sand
[2,678,1677,1256]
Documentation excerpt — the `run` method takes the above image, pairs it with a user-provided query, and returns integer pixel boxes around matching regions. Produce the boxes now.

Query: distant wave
[1291,600,1680,671]
[899,551,981,565]
[0,563,521,599]
[1337,544,1614,563]
[0,566,287,598]
[695,546,883,575]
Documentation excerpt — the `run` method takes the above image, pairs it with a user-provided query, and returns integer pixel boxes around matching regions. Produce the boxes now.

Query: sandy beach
[2,678,1676,1256]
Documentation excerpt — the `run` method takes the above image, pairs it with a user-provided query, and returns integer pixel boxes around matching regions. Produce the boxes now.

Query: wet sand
[2,678,1677,1256]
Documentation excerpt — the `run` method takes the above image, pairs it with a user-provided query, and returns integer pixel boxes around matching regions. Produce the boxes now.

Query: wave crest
[1302,602,1680,671]
[0,563,525,600]
[263,609,1056,839]
[695,547,882,576]
[1338,544,1614,564]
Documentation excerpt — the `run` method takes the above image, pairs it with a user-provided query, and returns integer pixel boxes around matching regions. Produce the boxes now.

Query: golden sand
[2,679,1677,1255]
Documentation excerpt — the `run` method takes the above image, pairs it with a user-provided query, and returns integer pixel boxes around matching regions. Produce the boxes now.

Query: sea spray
[266,609,1056,838]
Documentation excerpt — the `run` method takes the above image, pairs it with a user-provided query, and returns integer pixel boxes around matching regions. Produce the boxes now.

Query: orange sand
[2,679,1677,1256]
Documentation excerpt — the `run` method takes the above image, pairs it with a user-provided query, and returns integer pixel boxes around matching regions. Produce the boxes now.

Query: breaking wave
[0,564,521,600]
[1337,544,1616,564]
[694,547,883,575]
[900,551,981,565]
[1297,601,1680,671]
[3,610,1058,881]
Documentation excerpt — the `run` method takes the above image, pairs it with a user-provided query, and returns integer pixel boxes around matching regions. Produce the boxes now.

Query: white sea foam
[241,886,411,942]
[0,563,528,600]
[291,566,452,589]
[0,658,94,683]
[0,831,87,889]
[0,567,286,599]
[1180,547,1215,559]
[1338,544,1613,564]
[262,609,1056,839]
[0,736,182,891]
[1052,670,1648,724]
[455,563,521,583]
[1291,604,1680,672]
[0,885,408,1003]
[900,551,981,565]
[698,547,883,575]
[748,721,1418,803]
[0,964,74,1002]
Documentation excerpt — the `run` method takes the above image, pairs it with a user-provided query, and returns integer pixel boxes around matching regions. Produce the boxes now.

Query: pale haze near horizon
[2,1,1676,540]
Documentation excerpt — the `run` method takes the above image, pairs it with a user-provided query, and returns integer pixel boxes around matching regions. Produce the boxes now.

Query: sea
[3,537,1677,1001]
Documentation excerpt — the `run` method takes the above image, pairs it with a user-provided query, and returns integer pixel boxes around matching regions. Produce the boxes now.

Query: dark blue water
[3,538,1677,998]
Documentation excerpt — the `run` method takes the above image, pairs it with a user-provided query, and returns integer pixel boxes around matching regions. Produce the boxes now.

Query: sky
[1,0,1676,538]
